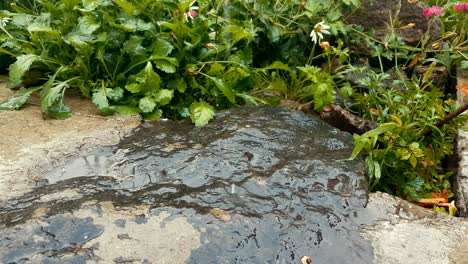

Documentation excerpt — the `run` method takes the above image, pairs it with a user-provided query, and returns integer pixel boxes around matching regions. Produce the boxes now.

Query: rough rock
[346,0,441,52]
[1,99,468,264]
[456,129,468,217]
[0,106,372,263]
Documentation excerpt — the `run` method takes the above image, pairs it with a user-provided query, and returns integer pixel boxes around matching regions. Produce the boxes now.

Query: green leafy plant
[0,0,258,123]
[0,0,362,123]
[337,0,468,206]
[349,85,466,200]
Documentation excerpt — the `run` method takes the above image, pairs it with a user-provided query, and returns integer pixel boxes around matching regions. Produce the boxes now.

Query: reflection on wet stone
[0,107,373,263]
[0,215,102,263]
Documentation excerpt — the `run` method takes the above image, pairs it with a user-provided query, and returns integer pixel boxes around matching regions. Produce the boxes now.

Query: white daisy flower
[310,21,330,44]
[184,1,199,21]
[0,17,12,28]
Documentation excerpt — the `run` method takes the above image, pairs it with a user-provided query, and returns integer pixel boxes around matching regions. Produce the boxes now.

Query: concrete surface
[0,83,141,202]
[362,192,468,264]
[456,129,468,217]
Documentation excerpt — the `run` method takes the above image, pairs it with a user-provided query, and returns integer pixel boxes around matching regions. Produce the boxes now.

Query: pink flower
[184,11,198,21]
[422,6,443,17]
[184,0,199,21]
[454,3,468,12]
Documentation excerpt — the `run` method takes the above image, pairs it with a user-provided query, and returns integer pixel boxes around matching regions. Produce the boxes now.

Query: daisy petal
[311,33,317,43]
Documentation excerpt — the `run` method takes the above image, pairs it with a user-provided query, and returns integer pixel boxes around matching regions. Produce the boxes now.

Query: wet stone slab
[0,107,373,263]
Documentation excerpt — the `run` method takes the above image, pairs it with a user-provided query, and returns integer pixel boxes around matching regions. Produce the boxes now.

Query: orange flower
[319,41,331,50]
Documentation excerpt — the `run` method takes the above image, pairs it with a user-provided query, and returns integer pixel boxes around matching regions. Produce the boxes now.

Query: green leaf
[11,14,34,27]
[339,82,353,98]
[116,16,153,32]
[409,155,418,168]
[8,55,41,88]
[110,105,141,115]
[366,156,375,180]
[405,176,425,190]
[223,25,253,47]
[92,89,109,110]
[143,109,162,121]
[139,96,156,113]
[204,75,235,103]
[460,60,468,70]
[141,62,161,91]
[190,101,215,126]
[154,89,173,106]
[152,38,174,56]
[448,201,457,216]
[257,61,292,73]
[397,148,411,160]
[267,25,282,42]
[27,23,55,33]
[47,100,72,119]
[77,15,101,35]
[125,83,141,93]
[40,77,68,114]
[81,0,101,11]
[151,56,179,74]
[128,62,161,93]
[167,78,187,93]
[350,142,365,160]
[175,78,187,93]
[124,35,146,56]
[236,93,268,106]
[342,0,360,7]
[0,87,40,111]
[105,87,124,101]
[27,13,55,33]
[113,0,138,15]
[206,63,226,76]
[372,161,381,188]
[297,65,321,79]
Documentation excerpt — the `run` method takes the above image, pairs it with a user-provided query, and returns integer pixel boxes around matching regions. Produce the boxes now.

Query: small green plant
[348,82,467,200]
[253,40,352,111]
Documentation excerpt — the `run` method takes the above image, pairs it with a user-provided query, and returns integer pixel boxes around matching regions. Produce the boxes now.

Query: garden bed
[0,0,467,214]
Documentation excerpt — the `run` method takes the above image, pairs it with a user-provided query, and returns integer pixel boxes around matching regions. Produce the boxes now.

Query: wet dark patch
[134,214,148,224]
[0,106,374,263]
[0,215,102,263]
[114,219,126,228]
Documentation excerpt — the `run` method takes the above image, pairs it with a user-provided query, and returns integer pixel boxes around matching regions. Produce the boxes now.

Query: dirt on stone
[0,82,141,202]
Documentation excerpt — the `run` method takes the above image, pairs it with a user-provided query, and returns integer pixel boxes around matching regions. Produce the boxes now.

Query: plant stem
[307,44,316,65]
[423,102,468,136]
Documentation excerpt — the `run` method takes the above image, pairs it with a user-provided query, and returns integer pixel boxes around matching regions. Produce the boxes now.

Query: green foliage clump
[340,0,468,202]
[0,0,259,122]
[0,0,359,123]
[347,71,467,200]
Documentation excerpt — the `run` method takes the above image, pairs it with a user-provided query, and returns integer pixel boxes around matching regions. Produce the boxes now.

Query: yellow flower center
[314,24,322,32]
